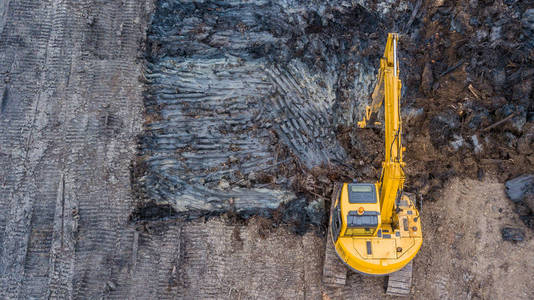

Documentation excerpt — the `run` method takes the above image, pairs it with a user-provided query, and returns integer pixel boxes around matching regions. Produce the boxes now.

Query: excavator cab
[331,183,381,242]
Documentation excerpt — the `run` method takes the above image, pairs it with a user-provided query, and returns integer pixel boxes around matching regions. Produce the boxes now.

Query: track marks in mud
[0,0,152,298]
[113,219,324,299]
[134,0,388,221]
[136,57,345,217]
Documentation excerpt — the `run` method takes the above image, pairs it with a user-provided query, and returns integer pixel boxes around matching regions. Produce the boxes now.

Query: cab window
[348,184,377,204]
[344,227,376,236]
[344,211,378,236]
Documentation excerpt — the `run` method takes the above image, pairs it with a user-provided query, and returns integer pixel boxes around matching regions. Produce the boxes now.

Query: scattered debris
[439,59,464,78]
[482,113,516,132]
[467,84,482,100]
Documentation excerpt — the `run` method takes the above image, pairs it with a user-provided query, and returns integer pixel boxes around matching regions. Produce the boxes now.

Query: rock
[466,108,489,130]
[501,227,525,242]
[517,123,534,155]
[248,172,257,181]
[490,26,501,43]
[403,107,424,125]
[471,135,483,154]
[305,199,324,226]
[450,16,463,33]
[218,179,230,189]
[450,134,465,151]
[280,197,308,234]
[522,9,534,32]
[505,174,534,203]
[421,62,433,94]
[429,111,459,147]
[498,104,527,133]
[475,29,488,41]
[106,280,117,291]
[492,69,506,87]
[317,174,330,185]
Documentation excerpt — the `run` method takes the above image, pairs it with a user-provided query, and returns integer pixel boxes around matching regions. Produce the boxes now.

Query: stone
[218,179,231,190]
[493,69,506,87]
[505,174,534,203]
[501,227,525,242]
[490,26,502,43]
[475,29,488,41]
[403,107,424,126]
[450,134,465,151]
[471,135,483,154]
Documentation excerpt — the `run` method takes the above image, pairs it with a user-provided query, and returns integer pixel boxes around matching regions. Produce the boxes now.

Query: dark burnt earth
[132,0,534,230]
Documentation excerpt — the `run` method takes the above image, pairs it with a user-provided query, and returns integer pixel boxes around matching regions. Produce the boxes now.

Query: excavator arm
[357,33,399,130]
[358,33,405,224]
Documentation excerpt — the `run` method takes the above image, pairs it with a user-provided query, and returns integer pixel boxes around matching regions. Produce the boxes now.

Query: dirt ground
[413,178,534,300]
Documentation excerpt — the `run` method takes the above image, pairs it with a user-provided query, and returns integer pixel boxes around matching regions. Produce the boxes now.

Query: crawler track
[386,261,413,297]
[322,182,348,298]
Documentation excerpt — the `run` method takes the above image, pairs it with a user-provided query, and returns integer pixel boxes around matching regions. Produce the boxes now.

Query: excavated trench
[131,0,534,231]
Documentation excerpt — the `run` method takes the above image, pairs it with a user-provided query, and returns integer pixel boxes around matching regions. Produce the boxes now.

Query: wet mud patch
[130,0,391,229]
[131,0,534,231]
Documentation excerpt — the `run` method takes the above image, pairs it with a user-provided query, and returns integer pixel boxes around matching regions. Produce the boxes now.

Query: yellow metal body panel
[332,184,422,275]
[331,33,423,275]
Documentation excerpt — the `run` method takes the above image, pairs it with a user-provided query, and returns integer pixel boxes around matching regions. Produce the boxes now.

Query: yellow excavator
[323,33,422,297]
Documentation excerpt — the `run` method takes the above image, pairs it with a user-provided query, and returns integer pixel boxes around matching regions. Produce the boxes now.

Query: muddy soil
[132,0,534,231]
[335,0,534,226]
